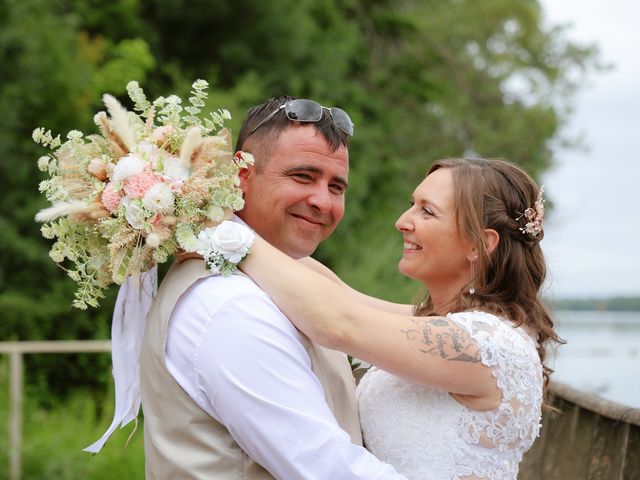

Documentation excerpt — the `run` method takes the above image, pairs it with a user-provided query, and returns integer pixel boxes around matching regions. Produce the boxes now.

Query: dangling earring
[469,258,476,295]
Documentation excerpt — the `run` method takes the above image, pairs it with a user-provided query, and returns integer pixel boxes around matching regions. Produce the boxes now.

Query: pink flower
[87,158,108,181]
[170,181,184,193]
[517,186,545,238]
[151,126,174,144]
[123,172,159,199]
[150,213,164,227]
[101,184,122,213]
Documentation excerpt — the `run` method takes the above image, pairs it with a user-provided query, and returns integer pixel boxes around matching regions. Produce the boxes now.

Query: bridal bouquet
[34,80,254,309]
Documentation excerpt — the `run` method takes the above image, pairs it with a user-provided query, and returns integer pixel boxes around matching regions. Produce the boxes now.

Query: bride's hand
[176,252,203,263]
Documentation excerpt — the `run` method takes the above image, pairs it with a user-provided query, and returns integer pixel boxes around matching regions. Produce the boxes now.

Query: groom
[140,97,404,478]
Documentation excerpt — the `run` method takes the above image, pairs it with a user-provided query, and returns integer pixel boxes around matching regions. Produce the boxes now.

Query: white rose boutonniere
[197,221,255,275]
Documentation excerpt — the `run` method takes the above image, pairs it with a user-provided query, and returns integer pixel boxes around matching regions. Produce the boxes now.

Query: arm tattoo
[401,318,481,363]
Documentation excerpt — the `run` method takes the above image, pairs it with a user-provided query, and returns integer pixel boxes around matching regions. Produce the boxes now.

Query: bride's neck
[430,298,453,316]
[428,284,463,316]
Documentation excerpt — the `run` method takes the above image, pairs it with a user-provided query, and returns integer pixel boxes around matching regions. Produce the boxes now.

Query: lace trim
[448,312,543,467]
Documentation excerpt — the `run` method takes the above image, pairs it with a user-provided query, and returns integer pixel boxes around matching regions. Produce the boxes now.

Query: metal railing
[0,340,111,480]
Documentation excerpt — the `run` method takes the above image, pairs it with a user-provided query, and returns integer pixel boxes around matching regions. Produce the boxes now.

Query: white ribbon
[84,266,158,453]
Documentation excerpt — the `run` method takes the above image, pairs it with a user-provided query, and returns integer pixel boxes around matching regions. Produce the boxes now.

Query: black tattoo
[401,318,481,363]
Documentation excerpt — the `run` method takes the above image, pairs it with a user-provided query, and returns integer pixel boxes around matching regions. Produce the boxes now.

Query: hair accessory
[516,185,545,238]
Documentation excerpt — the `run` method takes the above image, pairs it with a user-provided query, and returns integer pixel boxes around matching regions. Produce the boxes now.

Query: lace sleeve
[446,311,541,404]
[446,310,543,456]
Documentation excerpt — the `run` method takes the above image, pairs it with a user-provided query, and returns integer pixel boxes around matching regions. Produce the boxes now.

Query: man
[140,97,405,479]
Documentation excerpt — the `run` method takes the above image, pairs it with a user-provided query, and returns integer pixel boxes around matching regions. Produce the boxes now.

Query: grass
[0,358,144,480]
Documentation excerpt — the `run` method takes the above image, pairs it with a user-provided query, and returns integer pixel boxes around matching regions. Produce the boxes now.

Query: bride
[238,157,560,479]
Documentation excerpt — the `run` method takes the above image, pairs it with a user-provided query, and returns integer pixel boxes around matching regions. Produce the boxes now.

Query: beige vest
[140,259,362,479]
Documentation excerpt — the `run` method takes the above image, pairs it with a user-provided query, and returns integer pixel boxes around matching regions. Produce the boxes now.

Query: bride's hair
[414,157,562,401]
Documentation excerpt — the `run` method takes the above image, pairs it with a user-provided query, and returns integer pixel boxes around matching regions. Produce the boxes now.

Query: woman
[238,157,559,479]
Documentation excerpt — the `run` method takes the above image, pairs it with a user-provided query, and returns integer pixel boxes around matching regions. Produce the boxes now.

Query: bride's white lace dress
[357,311,543,480]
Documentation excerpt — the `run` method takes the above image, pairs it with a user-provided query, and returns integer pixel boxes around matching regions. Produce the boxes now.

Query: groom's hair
[234,96,349,172]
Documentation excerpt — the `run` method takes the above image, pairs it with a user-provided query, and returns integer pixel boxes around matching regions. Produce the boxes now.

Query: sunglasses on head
[250,99,354,136]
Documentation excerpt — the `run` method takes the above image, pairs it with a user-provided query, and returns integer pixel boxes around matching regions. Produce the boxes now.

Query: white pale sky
[539,0,640,299]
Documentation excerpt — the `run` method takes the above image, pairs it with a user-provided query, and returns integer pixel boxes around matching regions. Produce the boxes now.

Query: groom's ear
[237,161,254,194]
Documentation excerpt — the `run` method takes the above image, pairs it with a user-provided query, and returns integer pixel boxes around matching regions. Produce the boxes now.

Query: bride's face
[395,168,473,288]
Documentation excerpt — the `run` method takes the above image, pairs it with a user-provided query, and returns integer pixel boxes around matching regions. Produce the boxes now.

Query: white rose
[198,221,254,264]
[136,140,155,155]
[142,182,174,213]
[163,157,190,181]
[122,198,147,229]
[112,154,145,184]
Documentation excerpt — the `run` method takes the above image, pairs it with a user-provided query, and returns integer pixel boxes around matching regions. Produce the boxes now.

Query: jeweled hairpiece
[516,185,545,238]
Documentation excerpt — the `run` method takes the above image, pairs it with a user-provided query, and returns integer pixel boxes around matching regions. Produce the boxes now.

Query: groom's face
[238,125,349,259]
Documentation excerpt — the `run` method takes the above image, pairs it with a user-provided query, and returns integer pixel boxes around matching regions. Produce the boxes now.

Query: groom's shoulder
[189,272,272,305]
[186,274,292,328]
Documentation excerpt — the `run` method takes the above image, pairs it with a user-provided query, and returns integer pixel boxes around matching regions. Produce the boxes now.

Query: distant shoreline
[546,296,640,312]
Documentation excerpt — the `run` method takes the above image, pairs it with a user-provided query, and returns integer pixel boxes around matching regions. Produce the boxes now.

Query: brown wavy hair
[414,158,562,400]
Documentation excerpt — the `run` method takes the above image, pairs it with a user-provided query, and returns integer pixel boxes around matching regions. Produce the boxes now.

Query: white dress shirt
[165,273,405,479]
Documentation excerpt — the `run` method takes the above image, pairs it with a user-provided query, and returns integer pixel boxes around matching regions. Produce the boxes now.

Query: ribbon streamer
[84,266,158,453]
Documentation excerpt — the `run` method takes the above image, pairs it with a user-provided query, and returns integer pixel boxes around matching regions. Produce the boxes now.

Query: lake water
[551,310,640,408]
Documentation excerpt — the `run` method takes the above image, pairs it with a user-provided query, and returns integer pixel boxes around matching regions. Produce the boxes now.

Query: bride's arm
[242,237,500,403]
[297,257,413,315]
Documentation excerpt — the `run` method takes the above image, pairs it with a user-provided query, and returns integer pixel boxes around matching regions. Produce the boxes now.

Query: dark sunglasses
[250,99,354,136]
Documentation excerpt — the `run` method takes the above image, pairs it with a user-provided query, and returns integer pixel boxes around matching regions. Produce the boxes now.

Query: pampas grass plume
[35,201,92,222]
[103,94,136,151]
[179,127,201,169]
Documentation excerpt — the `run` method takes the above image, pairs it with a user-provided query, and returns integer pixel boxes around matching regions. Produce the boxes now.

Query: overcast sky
[538,0,640,299]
